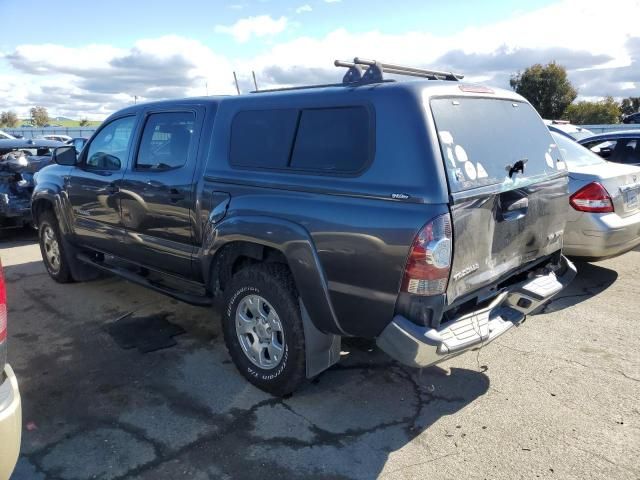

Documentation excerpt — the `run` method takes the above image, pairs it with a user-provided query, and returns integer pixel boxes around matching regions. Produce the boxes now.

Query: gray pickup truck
[32,59,576,395]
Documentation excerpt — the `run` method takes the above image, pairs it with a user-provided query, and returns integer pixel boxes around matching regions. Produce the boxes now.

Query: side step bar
[76,253,213,307]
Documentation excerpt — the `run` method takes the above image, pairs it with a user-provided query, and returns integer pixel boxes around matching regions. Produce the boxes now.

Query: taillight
[401,213,452,296]
[0,261,6,343]
[570,182,614,213]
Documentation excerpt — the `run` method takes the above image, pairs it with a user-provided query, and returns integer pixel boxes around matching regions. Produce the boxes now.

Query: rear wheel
[38,210,73,283]
[222,264,306,396]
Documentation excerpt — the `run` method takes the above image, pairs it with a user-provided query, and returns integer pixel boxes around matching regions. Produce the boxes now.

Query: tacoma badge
[452,263,479,281]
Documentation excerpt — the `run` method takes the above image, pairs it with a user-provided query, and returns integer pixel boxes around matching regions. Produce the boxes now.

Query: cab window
[86,116,136,170]
[136,112,195,170]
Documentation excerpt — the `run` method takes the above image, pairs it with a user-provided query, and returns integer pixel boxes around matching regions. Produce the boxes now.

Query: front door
[118,109,202,277]
[66,115,137,254]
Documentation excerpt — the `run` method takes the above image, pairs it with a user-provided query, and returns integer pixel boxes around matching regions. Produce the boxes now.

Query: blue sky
[1,0,556,51]
[0,0,637,119]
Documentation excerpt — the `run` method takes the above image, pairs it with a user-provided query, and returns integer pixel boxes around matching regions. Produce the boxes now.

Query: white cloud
[214,15,288,43]
[324,0,342,3]
[1,35,234,119]
[1,0,638,119]
[295,4,312,13]
[242,0,639,94]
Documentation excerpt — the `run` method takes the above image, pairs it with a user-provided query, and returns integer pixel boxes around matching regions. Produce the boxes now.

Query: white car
[553,132,640,260]
[41,134,72,143]
[544,120,594,141]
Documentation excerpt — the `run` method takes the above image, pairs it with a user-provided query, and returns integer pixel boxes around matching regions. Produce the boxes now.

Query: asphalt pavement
[2,228,639,479]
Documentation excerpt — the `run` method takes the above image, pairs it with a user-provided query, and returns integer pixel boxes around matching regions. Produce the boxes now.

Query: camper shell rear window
[430,97,561,192]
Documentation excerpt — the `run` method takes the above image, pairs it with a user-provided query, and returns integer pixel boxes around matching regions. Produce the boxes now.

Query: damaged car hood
[0,138,64,227]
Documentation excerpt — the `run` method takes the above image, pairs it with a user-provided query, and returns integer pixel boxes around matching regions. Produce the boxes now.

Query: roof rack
[335,57,464,84]
[250,57,464,94]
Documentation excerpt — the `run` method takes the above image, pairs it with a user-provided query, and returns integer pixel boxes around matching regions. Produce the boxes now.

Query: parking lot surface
[2,229,639,480]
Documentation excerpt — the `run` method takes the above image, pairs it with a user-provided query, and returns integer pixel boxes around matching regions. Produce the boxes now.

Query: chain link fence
[2,127,98,139]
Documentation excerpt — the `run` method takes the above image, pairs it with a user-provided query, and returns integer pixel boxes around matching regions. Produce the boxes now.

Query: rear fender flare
[202,215,346,337]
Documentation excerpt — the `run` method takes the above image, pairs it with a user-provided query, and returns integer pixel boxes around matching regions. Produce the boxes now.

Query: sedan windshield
[552,132,605,168]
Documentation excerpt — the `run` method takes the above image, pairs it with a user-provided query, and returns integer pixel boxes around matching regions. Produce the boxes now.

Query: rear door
[118,108,203,276]
[430,97,568,304]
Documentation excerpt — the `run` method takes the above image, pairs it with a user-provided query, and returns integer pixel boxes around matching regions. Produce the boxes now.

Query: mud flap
[59,235,102,282]
[300,300,341,378]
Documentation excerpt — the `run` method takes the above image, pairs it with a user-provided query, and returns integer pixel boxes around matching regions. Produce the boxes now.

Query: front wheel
[222,264,306,396]
[38,211,73,283]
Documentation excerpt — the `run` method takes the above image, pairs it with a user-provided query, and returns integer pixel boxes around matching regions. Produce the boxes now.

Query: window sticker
[446,147,456,167]
[454,145,468,163]
[476,162,488,178]
[545,152,554,168]
[464,161,477,180]
[439,131,454,145]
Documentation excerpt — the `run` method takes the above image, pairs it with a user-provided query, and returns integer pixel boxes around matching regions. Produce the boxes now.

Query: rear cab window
[430,97,562,193]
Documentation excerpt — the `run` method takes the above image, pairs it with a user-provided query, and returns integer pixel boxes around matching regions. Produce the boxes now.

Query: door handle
[498,192,528,222]
[105,183,119,195]
[168,188,185,202]
[505,197,528,212]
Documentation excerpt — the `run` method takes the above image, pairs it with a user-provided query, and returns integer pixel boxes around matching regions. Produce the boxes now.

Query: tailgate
[430,96,568,304]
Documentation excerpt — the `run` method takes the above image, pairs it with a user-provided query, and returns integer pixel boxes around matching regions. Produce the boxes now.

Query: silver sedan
[553,132,640,260]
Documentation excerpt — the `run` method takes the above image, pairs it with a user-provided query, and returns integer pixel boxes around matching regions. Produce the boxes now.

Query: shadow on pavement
[540,260,618,314]
[0,226,37,248]
[5,259,490,480]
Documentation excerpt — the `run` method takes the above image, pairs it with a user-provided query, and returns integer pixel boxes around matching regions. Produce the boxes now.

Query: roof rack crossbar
[335,57,464,84]
[249,57,465,94]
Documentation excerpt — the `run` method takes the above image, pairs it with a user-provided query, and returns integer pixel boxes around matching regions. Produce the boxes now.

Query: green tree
[620,97,640,116]
[510,62,577,119]
[564,97,621,125]
[30,106,49,127]
[79,118,90,127]
[0,111,19,128]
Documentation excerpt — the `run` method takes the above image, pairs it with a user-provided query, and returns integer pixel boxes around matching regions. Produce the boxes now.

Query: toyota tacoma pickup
[32,58,576,395]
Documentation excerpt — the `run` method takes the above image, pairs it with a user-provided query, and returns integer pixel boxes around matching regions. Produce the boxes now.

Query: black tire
[222,263,306,396]
[38,210,74,283]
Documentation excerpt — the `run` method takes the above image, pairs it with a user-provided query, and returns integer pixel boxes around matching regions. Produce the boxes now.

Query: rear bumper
[377,256,576,368]
[0,364,22,480]
[563,210,640,260]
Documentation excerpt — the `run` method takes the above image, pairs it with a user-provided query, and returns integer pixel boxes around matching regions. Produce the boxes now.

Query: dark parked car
[0,138,63,229]
[622,112,640,124]
[579,130,640,166]
[32,58,575,395]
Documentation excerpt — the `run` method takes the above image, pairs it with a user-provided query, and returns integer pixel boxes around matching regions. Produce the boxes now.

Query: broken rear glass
[430,97,561,192]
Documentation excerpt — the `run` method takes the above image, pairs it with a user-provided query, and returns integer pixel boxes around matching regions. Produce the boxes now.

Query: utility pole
[134,95,138,104]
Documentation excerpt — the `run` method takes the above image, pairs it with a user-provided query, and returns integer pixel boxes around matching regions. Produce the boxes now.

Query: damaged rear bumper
[376,255,576,368]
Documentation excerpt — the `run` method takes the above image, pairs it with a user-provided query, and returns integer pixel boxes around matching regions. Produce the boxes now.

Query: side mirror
[53,145,78,166]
